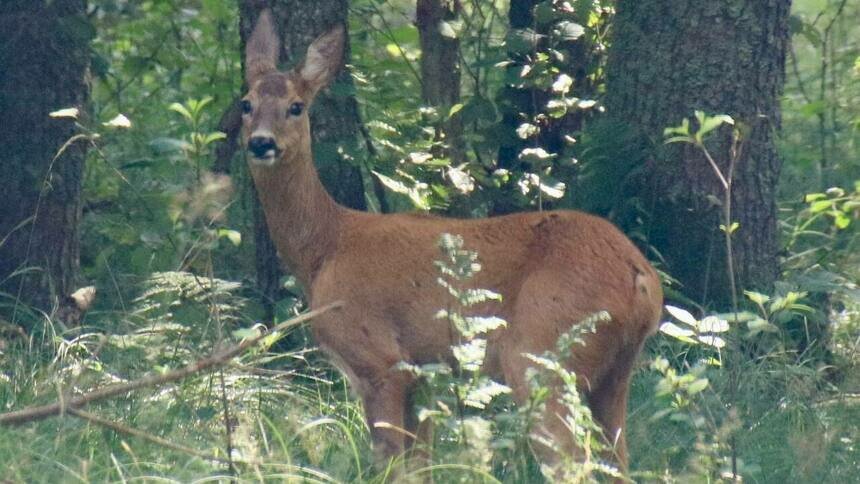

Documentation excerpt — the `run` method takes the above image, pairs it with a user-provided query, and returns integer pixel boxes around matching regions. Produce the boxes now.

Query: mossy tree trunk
[239,0,368,315]
[604,0,791,307]
[0,1,91,321]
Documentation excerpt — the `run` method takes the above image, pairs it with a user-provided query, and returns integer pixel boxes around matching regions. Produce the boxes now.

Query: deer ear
[298,25,345,99]
[246,9,280,86]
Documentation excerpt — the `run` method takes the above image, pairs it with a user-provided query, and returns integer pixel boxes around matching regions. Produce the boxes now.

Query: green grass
[2,273,859,483]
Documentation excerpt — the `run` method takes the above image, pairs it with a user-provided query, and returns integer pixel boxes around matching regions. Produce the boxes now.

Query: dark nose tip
[248,136,277,158]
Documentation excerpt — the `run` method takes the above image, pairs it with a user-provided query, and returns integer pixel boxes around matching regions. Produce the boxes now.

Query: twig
[0,302,343,426]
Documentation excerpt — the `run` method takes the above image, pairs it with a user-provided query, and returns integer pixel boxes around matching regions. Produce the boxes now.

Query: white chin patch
[250,152,278,166]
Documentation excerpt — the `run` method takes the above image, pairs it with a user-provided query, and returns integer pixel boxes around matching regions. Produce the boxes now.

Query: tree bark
[604,0,790,307]
[238,0,368,315]
[416,0,465,164]
[0,1,91,320]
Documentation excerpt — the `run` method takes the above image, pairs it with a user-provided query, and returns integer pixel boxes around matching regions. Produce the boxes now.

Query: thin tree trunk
[0,1,91,322]
[238,0,368,316]
[416,0,465,165]
[604,0,790,307]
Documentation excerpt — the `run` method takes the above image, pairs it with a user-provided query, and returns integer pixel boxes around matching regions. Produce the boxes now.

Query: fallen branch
[0,301,343,426]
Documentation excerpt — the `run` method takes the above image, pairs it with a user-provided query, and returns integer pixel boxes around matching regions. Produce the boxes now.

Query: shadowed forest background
[0,0,858,482]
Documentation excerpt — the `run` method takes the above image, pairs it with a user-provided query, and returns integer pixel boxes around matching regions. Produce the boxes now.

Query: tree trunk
[604,0,790,307]
[416,0,465,165]
[238,0,368,315]
[0,1,91,321]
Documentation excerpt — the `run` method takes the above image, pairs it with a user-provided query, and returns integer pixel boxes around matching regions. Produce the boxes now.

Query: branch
[0,302,343,426]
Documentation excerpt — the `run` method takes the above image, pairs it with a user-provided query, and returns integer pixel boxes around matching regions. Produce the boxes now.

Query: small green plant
[399,233,511,479]
[400,234,625,482]
[521,311,622,482]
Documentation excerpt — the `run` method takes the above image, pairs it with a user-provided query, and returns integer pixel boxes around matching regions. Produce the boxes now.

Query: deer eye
[288,102,304,117]
[240,100,253,115]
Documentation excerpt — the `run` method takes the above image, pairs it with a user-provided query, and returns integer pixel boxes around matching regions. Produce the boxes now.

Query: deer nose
[248,136,277,158]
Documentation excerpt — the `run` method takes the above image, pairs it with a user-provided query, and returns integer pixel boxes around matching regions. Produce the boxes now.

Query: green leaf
[696,335,725,349]
[518,147,556,165]
[719,222,740,234]
[49,107,80,119]
[546,99,569,118]
[538,178,566,199]
[810,200,832,213]
[464,380,511,409]
[448,103,464,118]
[804,192,826,202]
[204,131,227,144]
[516,123,539,139]
[437,20,457,39]
[744,290,770,306]
[664,136,692,145]
[556,21,585,41]
[446,165,475,194]
[697,113,734,138]
[169,102,194,122]
[686,378,709,395]
[552,73,573,94]
[452,339,487,371]
[232,327,261,340]
[697,316,729,333]
[103,114,132,129]
[659,322,695,339]
[373,171,430,210]
[664,118,690,137]
[462,316,507,338]
[665,305,697,326]
[218,229,242,247]
[833,211,851,229]
[747,318,778,335]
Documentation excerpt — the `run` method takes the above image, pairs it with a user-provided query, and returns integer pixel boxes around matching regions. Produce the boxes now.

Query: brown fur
[242,9,663,474]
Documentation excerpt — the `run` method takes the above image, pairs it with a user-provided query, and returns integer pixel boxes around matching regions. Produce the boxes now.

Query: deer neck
[249,141,345,289]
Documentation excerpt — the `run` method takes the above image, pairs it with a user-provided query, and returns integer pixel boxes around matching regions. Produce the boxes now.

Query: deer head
[242,10,344,167]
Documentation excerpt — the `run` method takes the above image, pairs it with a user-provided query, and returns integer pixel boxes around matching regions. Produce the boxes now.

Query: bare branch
[0,302,343,426]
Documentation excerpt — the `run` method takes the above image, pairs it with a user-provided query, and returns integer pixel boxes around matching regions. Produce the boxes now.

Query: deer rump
[241,8,663,476]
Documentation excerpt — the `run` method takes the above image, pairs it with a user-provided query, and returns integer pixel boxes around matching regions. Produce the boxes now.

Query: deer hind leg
[586,366,632,472]
[499,276,636,474]
[499,326,592,471]
[358,369,416,468]
[501,323,635,477]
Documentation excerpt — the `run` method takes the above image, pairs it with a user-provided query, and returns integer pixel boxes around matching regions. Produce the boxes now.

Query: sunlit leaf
[665,305,697,326]
[687,378,709,395]
[697,316,729,333]
[49,107,79,119]
[659,322,695,339]
[218,229,242,247]
[552,73,573,94]
[168,102,193,121]
[103,113,132,129]
[437,20,457,39]
[696,335,725,349]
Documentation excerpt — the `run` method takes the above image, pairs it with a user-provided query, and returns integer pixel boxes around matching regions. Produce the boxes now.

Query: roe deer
[241,8,663,475]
